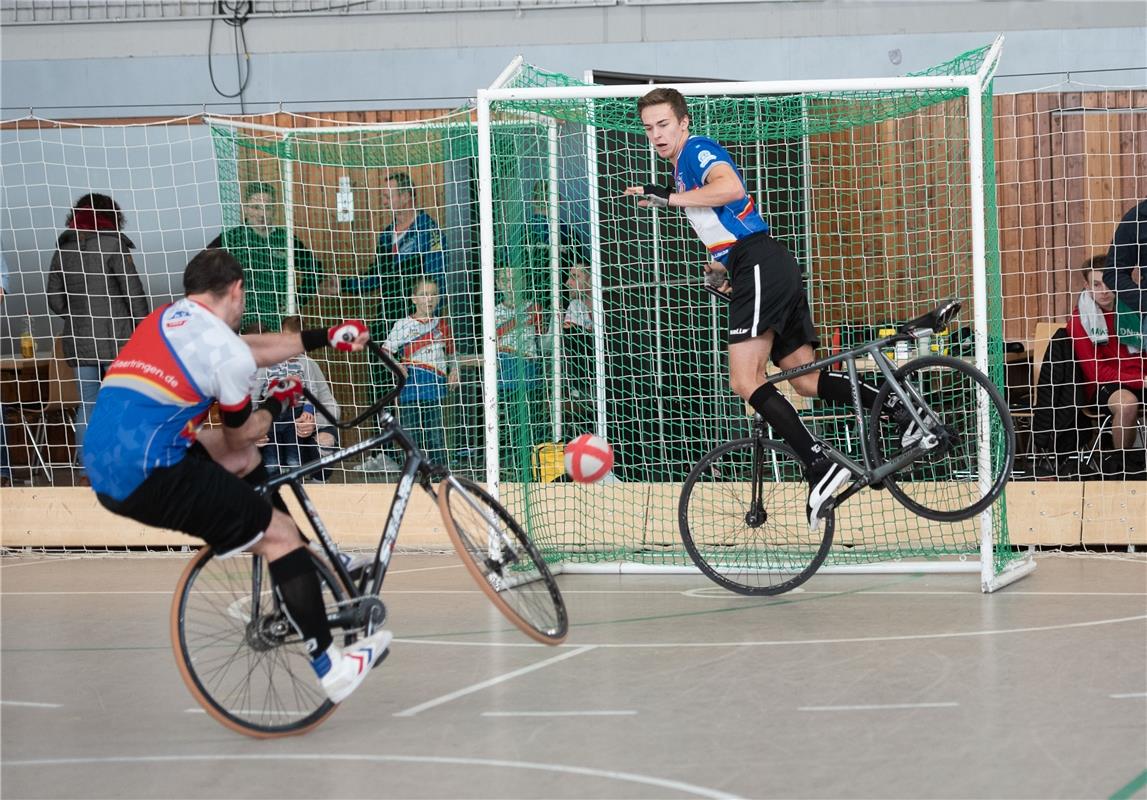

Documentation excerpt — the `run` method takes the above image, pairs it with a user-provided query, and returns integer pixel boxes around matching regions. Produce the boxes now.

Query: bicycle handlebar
[301,340,408,431]
[704,284,732,304]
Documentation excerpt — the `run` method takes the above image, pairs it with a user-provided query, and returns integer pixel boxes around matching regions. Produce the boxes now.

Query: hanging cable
[208,1,253,113]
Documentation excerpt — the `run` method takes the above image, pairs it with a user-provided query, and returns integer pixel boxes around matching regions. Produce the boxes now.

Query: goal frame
[475,38,1035,593]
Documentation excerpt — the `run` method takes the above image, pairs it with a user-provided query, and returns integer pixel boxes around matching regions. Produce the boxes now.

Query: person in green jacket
[208,182,324,332]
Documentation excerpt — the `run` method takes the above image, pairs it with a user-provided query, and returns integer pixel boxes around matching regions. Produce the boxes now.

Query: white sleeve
[382,319,407,353]
[215,351,258,413]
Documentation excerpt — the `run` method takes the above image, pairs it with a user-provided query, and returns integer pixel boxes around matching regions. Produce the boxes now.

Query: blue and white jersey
[673,136,769,265]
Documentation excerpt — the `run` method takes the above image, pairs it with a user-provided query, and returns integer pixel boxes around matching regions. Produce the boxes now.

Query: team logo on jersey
[698,150,717,169]
[166,308,192,328]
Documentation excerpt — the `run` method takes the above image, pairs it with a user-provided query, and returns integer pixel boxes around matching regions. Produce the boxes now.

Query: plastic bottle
[20,318,35,359]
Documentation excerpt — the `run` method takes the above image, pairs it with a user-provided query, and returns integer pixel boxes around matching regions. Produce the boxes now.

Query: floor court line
[799,702,958,712]
[394,645,597,718]
[3,614,1142,657]
[394,612,1147,649]
[0,754,740,800]
[481,710,638,717]
[1109,692,1147,699]
[0,700,62,708]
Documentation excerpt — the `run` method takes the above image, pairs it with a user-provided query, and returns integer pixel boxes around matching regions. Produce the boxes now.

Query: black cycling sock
[268,547,333,657]
[748,383,818,467]
[817,370,880,410]
[244,461,289,514]
[817,371,902,417]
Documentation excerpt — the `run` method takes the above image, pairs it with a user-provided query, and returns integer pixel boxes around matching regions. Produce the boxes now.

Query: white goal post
[474,37,1036,592]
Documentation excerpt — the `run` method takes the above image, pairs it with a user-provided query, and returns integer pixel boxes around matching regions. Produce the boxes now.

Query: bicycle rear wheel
[171,547,350,738]
[438,476,568,644]
[868,354,1015,522]
[679,437,835,595]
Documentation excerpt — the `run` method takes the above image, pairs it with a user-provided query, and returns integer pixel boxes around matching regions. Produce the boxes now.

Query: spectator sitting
[208,182,324,333]
[1067,255,1147,476]
[47,193,150,483]
[356,276,458,473]
[251,316,341,481]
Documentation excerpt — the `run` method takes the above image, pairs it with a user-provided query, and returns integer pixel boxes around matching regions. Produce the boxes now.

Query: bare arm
[221,405,275,449]
[624,162,745,209]
[242,332,308,368]
[243,326,371,368]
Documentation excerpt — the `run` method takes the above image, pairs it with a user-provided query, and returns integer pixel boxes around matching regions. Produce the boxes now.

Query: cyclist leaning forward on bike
[82,248,391,704]
[624,87,914,531]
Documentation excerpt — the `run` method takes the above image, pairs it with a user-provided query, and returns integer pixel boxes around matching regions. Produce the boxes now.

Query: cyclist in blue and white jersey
[625,87,908,530]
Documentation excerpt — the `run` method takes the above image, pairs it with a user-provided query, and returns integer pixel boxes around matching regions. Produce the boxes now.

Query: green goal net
[480,43,1026,586]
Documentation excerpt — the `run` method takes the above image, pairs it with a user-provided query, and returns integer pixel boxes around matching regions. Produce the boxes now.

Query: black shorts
[96,442,273,557]
[726,232,819,362]
[1096,383,1144,409]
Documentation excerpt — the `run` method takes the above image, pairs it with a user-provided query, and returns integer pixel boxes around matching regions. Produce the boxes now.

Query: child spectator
[252,316,341,481]
[356,276,457,472]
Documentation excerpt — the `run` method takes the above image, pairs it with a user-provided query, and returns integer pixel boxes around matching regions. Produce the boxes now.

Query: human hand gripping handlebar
[300,340,408,430]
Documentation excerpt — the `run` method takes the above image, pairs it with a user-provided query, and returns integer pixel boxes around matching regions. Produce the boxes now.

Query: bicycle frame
[255,341,516,631]
[759,337,941,509]
[704,290,967,513]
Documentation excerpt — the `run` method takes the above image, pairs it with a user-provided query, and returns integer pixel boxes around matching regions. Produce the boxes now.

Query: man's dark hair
[244,182,277,201]
[637,87,689,122]
[387,172,416,199]
[1080,253,1108,284]
[184,248,244,296]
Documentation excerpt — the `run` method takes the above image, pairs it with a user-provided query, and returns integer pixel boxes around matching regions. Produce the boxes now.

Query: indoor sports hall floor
[2,552,1145,800]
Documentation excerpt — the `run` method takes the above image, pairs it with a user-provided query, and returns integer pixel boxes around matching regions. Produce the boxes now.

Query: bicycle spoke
[439,477,568,644]
[680,438,834,595]
[173,549,346,736]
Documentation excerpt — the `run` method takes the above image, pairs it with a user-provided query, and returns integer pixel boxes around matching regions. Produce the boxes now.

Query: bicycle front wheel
[679,437,835,596]
[868,354,1015,522]
[438,476,568,644]
[171,547,350,738]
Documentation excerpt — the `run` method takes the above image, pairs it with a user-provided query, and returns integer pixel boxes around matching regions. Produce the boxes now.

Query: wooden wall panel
[996,90,1145,346]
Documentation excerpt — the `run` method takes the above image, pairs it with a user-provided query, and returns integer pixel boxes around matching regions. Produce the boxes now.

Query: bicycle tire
[438,476,568,645]
[867,354,1015,522]
[679,437,835,596]
[171,547,351,738]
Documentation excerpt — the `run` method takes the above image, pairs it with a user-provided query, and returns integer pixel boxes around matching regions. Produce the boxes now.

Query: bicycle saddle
[899,298,961,337]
